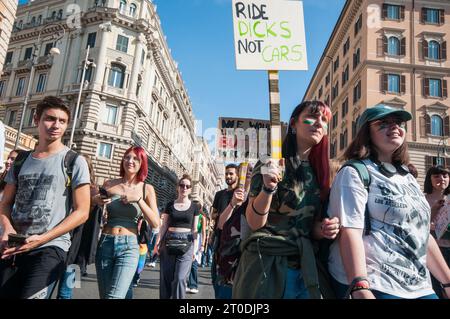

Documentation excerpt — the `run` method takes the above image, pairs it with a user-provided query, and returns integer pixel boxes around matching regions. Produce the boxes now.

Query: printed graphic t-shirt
[328,159,435,298]
[5,147,90,252]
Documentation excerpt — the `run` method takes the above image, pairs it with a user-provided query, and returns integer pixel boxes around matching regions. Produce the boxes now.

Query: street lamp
[14,23,65,150]
[68,45,96,149]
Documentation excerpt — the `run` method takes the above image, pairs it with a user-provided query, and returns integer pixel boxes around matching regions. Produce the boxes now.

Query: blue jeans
[216,283,232,299]
[147,230,159,262]
[95,234,139,299]
[57,266,78,299]
[282,268,310,299]
[188,260,198,289]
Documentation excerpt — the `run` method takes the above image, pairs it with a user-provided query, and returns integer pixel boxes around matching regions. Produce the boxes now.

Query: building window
[6,111,17,127]
[57,9,63,20]
[104,104,118,125]
[31,16,36,26]
[428,40,440,60]
[130,3,137,17]
[429,79,442,97]
[388,74,400,93]
[116,35,129,53]
[6,110,17,126]
[16,78,26,96]
[332,113,338,130]
[353,48,360,70]
[108,64,125,88]
[431,115,444,136]
[119,0,127,14]
[342,65,349,85]
[353,81,361,103]
[332,82,339,100]
[98,142,113,159]
[423,40,447,60]
[0,81,5,97]
[333,57,339,72]
[318,86,323,98]
[352,116,360,139]
[384,4,401,20]
[388,37,400,56]
[354,14,362,36]
[342,98,348,117]
[36,74,47,93]
[325,73,330,86]
[87,32,97,49]
[340,129,348,150]
[26,108,36,127]
[85,61,94,82]
[423,8,441,24]
[5,51,13,64]
[44,42,53,56]
[24,47,33,60]
[37,15,42,25]
[343,38,350,56]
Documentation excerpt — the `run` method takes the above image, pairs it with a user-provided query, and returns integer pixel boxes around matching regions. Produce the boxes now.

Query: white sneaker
[190,288,199,294]
[149,262,156,268]
[186,287,192,293]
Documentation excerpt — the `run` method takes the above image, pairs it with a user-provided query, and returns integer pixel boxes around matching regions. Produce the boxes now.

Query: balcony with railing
[4,124,37,151]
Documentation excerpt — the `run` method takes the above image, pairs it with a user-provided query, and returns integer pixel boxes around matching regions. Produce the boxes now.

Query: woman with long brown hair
[328,104,450,299]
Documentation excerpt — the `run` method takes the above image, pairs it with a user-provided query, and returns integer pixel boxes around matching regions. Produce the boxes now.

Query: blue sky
[152,0,346,132]
[18,0,346,131]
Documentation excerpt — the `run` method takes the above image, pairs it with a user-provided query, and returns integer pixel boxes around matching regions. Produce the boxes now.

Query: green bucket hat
[356,104,412,132]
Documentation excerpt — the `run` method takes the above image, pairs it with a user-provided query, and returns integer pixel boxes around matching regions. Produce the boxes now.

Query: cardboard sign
[232,0,308,70]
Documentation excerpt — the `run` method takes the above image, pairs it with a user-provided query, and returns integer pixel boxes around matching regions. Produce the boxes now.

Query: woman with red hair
[233,101,340,299]
[94,146,159,299]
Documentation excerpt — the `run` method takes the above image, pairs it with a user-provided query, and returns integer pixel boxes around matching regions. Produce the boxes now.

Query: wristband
[441,283,450,288]
[252,200,269,216]
[262,185,277,195]
[344,276,370,299]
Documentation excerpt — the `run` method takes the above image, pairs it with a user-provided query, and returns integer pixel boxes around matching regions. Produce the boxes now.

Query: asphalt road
[70,262,214,299]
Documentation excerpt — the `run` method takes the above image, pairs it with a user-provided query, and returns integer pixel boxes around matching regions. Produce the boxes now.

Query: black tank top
[166,201,199,228]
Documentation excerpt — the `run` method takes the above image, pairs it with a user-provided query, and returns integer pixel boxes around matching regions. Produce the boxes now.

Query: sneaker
[186,287,192,293]
[149,262,156,268]
[190,288,199,294]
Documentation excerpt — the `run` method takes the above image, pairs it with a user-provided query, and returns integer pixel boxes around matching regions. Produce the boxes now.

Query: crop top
[166,201,199,229]
[105,184,145,229]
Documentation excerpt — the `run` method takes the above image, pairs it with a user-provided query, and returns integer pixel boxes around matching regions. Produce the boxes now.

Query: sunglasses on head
[179,184,191,189]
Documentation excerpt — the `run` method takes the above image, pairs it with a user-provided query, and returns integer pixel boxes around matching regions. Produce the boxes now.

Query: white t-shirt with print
[328,159,435,298]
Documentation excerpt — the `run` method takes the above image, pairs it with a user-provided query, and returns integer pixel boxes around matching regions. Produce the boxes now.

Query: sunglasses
[179,184,191,189]
[372,118,406,130]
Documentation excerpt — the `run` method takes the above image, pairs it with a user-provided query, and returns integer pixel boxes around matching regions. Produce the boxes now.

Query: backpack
[13,149,81,265]
[339,159,371,235]
[315,159,372,299]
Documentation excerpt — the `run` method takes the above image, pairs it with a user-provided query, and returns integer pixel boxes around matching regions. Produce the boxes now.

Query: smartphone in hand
[8,233,28,247]
[99,187,109,199]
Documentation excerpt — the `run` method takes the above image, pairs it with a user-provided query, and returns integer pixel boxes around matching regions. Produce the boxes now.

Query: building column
[127,34,144,100]
[93,22,112,91]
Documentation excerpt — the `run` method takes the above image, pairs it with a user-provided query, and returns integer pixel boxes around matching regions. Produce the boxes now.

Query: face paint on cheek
[303,119,315,126]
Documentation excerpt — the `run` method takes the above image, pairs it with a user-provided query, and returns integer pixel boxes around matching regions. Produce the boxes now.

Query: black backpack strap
[340,159,372,236]
[64,149,79,189]
[12,150,32,182]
